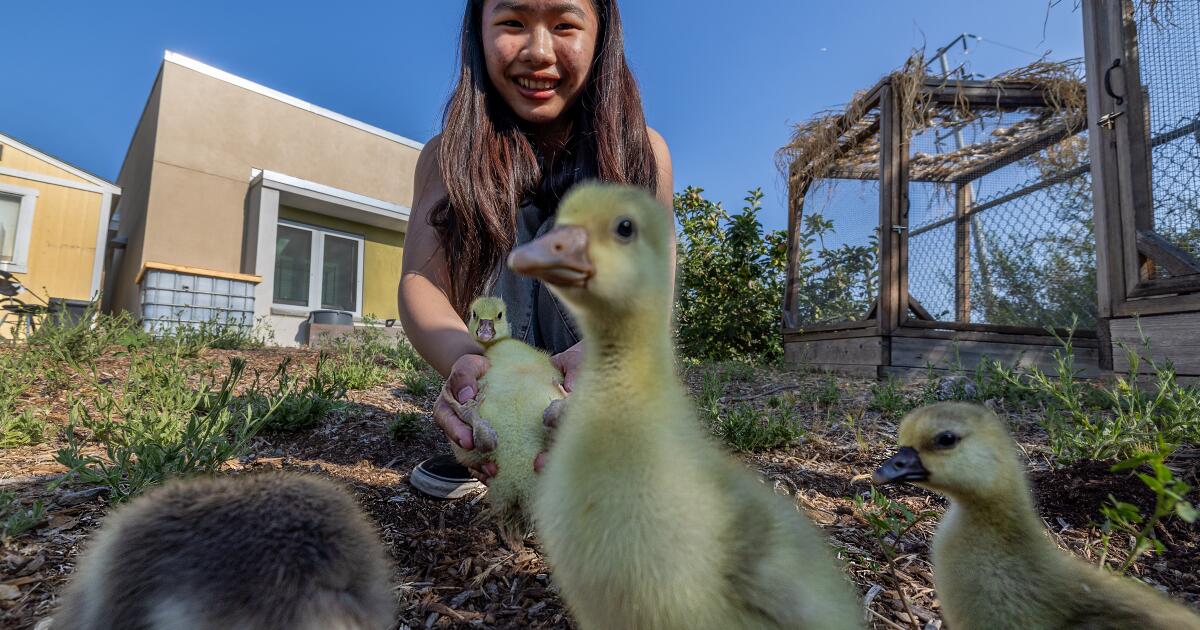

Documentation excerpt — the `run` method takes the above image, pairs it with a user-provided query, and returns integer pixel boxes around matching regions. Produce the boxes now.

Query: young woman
[399,0,673,497]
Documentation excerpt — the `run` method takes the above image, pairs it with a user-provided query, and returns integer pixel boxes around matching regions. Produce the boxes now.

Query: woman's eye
[499,19,523,28]
[614,218,636,241]
[555,22,578,31]
[934,431,959,448]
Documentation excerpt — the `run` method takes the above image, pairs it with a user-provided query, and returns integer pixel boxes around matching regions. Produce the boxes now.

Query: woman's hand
[535,341,585,472]
[433,353,498,482]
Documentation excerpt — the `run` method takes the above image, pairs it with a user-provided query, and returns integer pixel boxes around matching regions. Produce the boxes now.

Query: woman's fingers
[434,396,474,449]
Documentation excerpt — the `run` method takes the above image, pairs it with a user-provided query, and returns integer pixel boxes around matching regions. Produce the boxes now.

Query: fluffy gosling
[449,295,565,544]
[874,402,1200,630]
[509,183,862,630]
[54,473,394,630]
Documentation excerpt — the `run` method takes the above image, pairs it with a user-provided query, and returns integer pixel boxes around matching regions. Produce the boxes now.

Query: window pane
[321,235,358,311]
[274,225,312,306]
[0,194,20,263]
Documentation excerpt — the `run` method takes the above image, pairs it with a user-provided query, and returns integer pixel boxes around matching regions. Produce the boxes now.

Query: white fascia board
[0,133,120,193]
[252,169,410,228]
[164,51,425,152]
[0,166,114,194]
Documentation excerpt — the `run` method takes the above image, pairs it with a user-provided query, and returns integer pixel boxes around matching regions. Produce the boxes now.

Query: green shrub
[26,303,137,365]
[157,317,271,356]
[55,357,280,502]
[1100,445,1197,573]
[712,403,802,452]
[674,187,787,363]
[388,411,423,441]
[0,409,49,449]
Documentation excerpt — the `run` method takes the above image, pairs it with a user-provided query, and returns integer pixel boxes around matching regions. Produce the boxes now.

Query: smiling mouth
[515,77,560,92]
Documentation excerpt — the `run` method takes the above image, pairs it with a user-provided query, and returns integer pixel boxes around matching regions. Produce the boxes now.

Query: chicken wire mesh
[1132,0,1200,279]
[907,110,1098,330]
[786,106,881,328]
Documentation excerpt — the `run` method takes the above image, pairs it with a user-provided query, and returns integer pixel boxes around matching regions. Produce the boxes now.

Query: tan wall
[0,142,92,185]
[279,206,405,319]
[0,172,101,302]
[109,71,164,315]
[137,61,421,277]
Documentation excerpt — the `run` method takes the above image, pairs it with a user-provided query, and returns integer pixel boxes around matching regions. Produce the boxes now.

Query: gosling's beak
[476,319,495,343]
[508,225,593,288]
[873,447,930,485]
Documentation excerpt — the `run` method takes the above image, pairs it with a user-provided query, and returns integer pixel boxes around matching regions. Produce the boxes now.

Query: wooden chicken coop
[780,62,1101,378]
[780,0,1200,380]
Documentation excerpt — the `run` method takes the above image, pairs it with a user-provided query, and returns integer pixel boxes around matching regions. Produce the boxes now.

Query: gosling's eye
[614,217,636,241]
[497,312,503,320]
[470,311,476,321]
[934,431,959,448]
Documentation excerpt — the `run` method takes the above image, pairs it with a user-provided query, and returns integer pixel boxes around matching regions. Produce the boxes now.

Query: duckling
[54,473,394,630]
[874,402,1200,630]
[508,183,862,630]
[448,295,566,544]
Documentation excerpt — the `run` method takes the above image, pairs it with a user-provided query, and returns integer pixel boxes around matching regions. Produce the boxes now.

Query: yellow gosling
[450,295,565,544]
[54,473,394,630]
[509,183,861,630]
[875,402,1200,630]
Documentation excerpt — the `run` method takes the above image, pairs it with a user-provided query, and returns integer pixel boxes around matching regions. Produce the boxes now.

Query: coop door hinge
[1098,110,1125,130]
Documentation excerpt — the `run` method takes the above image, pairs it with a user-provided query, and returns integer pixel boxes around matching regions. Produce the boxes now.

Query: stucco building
[106,51,422,345]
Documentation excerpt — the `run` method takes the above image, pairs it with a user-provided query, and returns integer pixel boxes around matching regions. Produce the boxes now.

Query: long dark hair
[433,0,658,317]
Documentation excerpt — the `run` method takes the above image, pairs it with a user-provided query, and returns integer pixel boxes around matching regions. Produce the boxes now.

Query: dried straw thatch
[777,54,1087,199]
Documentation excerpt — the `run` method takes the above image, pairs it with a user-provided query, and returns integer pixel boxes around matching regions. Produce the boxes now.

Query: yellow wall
[0,173,101,302]
[279,206,405,319]
[0,142,92,186]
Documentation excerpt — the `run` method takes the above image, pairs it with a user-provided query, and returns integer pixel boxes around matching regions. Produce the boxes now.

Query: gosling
[874,402,1200,630]
[449,295,565,544]
[54,473,394,630]
[509,183,862,630]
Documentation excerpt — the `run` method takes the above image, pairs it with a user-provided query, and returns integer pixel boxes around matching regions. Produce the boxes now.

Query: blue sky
[1,1,1084,231]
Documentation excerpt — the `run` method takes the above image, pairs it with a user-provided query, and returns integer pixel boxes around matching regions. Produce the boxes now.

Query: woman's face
[481,0,600,130]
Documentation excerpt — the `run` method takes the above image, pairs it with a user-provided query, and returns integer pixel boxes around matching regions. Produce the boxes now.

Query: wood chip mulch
[0,349,1196,629]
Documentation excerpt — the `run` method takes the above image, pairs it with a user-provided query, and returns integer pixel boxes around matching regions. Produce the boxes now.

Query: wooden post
[954,183,972,323]
[876,81,906,374]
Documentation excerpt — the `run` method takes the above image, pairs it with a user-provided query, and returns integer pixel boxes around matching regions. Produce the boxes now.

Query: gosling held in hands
[874,402,1200,630]
[450,295,565,544]
[509,183,862,630]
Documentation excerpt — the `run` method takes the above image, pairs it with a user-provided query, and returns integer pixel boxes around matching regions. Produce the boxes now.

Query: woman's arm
[398,136,482,377]
[399,136,491,455]
[647,127,676,278]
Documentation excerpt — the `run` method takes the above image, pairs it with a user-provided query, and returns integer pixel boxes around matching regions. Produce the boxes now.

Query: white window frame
[272,219,365,316]
[0,182,39,274]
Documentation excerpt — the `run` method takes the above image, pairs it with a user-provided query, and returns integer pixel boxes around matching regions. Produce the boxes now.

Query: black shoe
[410,454,484,499]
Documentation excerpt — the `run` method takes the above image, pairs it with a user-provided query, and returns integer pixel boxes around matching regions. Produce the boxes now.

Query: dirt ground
[1,347,1196,629]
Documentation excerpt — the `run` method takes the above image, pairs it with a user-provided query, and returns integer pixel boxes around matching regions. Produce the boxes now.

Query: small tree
[674,187,787,363]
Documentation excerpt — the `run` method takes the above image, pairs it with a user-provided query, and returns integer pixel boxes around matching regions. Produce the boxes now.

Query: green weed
[388,411,423,441]
[55,357,281,502]
[0,492,44,544]
[868,377,913,419]
[712,403,802,452]
[1100,445,1197,573]
[1,409,49,448]
[402,370,440,398]
[249,356,348,433]
[853,488,938,630]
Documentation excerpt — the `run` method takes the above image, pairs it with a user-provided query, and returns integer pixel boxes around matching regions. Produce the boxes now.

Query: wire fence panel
[792,176,879,326]
[1133,1,1200,278]
[907,109,1097,329]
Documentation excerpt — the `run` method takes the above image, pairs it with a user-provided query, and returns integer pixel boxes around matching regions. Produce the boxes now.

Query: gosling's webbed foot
[472,416,499,454]
[543,398,568,430]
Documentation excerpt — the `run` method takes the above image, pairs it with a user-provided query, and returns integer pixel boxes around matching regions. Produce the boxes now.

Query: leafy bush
[674,187,788,363]
[790,212,879,327]
[55,356,280,502]
[25,303,137,365]
[1100,445,1197,573]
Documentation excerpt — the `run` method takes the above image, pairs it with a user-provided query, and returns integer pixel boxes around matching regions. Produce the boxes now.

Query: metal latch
[892,225,907,234]
[1098,111,1125,130]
